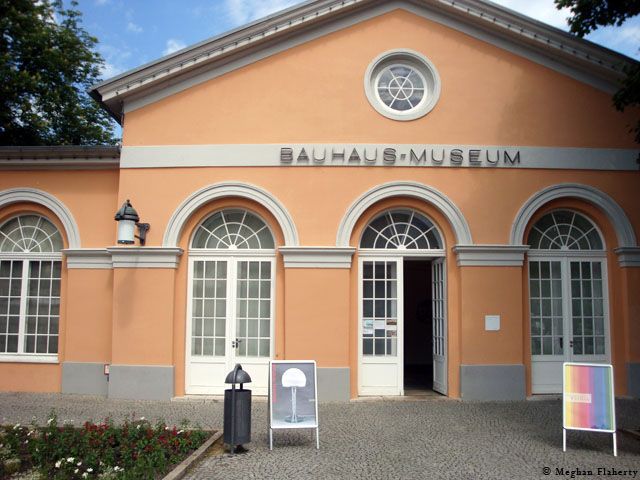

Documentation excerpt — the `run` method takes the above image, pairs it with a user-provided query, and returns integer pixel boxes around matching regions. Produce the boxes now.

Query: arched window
[360,209,442,249]
[527,209,608,394]
[527,210,603,250]
[0,214,62,358]
[191,209,274,249]
[187,208,275,394]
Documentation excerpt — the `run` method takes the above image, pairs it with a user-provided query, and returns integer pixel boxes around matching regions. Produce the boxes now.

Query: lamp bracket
[135,223,150,246]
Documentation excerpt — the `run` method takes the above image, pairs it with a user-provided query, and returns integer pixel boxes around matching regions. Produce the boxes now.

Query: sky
[75,0,640,81]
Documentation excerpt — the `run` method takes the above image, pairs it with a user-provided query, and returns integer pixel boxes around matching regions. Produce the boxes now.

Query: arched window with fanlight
[0,214,63,359]
[527,209,609,394]
[186,208,275,395]
[358,208,447,397]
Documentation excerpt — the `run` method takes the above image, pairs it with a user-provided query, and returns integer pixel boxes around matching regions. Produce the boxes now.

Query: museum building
[0,0,639,402]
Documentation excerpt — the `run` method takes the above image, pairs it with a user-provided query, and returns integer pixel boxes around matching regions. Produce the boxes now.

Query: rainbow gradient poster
[563,363,615,433]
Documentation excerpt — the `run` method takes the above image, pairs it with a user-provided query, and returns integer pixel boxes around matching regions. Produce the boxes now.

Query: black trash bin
[223,364,252,452]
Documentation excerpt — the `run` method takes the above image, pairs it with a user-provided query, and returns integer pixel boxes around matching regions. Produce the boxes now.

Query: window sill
[0,355,59,364]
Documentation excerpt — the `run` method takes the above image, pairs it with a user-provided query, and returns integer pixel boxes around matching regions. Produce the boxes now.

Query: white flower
[177,429,184,434]
[82,473,88,479]
[77,461,82,466]
[114,466,121,472]
[55,460,62,468]
[74,469,79,474]
[47,418,54,425]
[67,457,75,463]
[87,468,93,473]
[13,424,20,429]
[140,416,145,421]
[165,426,170,430]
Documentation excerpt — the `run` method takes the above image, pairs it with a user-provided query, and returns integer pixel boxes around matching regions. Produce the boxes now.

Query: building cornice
[107,247,183,269]
[63,249,112,269]
[91,0,636,122]
[453,245,529,266]
[614,247,640,268]
[279,247,356,268]
[0,146,120,170]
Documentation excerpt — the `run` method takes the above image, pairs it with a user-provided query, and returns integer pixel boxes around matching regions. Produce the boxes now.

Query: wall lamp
[114,200,150,246]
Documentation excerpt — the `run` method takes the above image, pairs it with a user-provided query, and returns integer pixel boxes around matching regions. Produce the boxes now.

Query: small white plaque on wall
[485,315,501,331]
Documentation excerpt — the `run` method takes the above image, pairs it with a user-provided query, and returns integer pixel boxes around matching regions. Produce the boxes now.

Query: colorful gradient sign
[563,363,615,433]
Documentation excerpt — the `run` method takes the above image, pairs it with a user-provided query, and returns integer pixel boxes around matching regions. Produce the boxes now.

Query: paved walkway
[0,394,639,479]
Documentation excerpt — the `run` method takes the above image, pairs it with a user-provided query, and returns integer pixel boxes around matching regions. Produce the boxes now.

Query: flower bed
[0,414,210,479]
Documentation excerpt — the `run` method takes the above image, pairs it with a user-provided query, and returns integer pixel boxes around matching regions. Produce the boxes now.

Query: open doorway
[403,259,436,395]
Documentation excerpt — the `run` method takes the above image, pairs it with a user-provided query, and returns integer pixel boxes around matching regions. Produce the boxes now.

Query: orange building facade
[1,1,639,401]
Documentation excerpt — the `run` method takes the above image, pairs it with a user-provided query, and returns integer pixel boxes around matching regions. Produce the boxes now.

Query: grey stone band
[62,362,109,396]
[317,367,350,402]
[460,364,526,401]
[108,365,174,400]
[628,363,640,399]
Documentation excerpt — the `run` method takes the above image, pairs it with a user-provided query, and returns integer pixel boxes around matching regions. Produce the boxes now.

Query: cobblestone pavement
[0,393,639,479]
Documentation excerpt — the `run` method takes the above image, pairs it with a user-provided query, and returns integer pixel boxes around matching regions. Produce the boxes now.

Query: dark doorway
[403,259,433,393]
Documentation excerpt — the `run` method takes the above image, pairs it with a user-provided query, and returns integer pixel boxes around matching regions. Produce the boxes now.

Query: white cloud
[224,0,300,26]
[100,62,124,79]
[127,21,143,33]
[98,44,133,80]
[588,23,640,59]
[95,0,109,5]
[163,39,187,56]
[491,0,571,30]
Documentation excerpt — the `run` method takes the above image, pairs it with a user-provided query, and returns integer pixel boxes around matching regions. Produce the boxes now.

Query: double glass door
[358,257,447,396]
[529,257,609,393]
[186,257,274,395]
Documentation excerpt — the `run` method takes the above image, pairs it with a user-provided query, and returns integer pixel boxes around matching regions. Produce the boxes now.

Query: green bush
[0,413,208,479]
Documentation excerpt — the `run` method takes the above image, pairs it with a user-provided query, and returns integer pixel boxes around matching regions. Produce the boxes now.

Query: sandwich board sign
[563,362,616,456]
[268,360,319,450]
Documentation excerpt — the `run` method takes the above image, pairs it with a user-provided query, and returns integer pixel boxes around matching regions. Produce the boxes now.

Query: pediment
[91,0,635,123]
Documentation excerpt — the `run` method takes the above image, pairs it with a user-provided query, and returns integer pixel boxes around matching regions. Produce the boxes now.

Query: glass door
[187,257,274,395]
[529,258,608,393]
[358,257,403,395]
[432,258,447,395]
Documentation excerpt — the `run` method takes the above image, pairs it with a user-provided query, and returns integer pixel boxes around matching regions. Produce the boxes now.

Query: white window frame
[528,253,611,363]
[185,253,276,394]
[0,251,62,364]
[364,49,441,121]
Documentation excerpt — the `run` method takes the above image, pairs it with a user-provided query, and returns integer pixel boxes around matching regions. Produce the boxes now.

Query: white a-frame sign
[268,360,319,450]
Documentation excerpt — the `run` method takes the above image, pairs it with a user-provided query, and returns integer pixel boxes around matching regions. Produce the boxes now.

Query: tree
[555,0,640,143]
[0,0,117,146]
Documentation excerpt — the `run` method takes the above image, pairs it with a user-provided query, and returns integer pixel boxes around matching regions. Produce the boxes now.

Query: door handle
[231,338,242,348]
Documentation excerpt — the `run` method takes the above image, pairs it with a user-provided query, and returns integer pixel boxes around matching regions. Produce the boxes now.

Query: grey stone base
[62,362,109,396]
[108,365,174,400]
[460,364,526,401]
[628,363,640,399]
[317,367,350,402]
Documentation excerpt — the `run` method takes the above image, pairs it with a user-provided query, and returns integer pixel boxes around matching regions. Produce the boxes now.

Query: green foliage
[554,0,640,37]
[0,413,209,479]
[554,0,640,143]
[0,0,118,146]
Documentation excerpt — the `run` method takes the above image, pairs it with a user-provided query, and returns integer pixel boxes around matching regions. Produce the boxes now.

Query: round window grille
[364,49,441,121]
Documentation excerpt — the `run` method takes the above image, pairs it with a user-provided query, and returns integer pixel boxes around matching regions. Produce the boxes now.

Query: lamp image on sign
[268,360,319,450]
[563,363,616,456]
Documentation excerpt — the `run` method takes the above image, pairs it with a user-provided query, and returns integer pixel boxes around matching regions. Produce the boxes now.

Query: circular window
[364,49,441,121]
